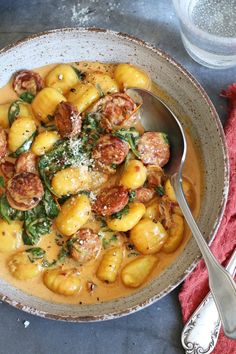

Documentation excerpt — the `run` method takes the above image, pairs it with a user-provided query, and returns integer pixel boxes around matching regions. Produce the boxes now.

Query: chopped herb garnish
[155,185,165,196]
[114,128,140,158]
[111,204,129,220]
[96,83,104,97]
[128,190,136,203]
[19,92,34,103]
[26,247,45,262]
[0,176,5,188]
[47,114,54,121]
[8,100,21,126]
[128,252,140,257]
[110,163,117,170]
[162,133,169,145]
[72,66,86,80]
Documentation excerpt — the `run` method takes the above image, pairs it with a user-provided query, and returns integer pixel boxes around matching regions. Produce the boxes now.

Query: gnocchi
[31,130,60,156]
[107,202,146,232]
[0,220,22,253]
[67,82,100,113]
[97,247,123,283]
[164,178,194,207]
[51,166,91,197]
[8,116,37,152]
[8,251,43,280]
[32,87,66,123]
[162,214,184,253]
[121,256,157,288]
[55,194,91,236]
[114,63,151,90]
[43,267,81,295]
[130,218,168,254]
[120,159,147,189]
[86,72,119,95]
[45,64,80,94]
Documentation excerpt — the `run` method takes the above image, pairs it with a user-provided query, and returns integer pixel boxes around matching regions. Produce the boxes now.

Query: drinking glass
[172,0,236,69]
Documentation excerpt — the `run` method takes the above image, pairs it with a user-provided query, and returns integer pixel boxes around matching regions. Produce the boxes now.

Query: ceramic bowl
[0,28,229,321]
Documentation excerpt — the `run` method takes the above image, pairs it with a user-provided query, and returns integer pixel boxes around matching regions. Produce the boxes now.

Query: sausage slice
[92,135,129,174]
[0,127,7,159]
[138,132,170,167]
[90,93,137,131]
[6,172,44,210]
[69,228,101,264]
[135,187,155,204]
[54,102,82,138]
[92,185,129,216]
[15,151,37,174]
[12,70,44,96]
[0,161,15,179]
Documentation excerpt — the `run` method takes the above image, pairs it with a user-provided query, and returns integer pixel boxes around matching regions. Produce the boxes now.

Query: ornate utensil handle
[181,249,236,354]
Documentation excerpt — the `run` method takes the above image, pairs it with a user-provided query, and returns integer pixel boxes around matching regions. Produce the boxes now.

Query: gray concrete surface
[0,1,235,353]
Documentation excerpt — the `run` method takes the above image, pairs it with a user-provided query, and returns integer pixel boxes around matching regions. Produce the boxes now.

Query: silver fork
[182,248,236,354]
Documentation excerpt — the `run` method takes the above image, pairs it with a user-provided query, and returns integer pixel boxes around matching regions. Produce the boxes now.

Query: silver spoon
[127,88,236,340]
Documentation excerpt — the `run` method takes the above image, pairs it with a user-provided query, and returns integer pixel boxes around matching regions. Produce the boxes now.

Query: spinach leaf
[8,100,21,126]
[10,131,36,158]
[95,83,104,98]
[114,128,140,158]
[102,234,118,249]
[42,187,60,218]
[162,133,169,145]
[0,176,5,188]
[110,204,130,220]
[0,194,23,223]
[19,92,35,103]
[128,190,136,203]
[26,247,45,262]
[72,66,85,81]
[82,113,103,135]
[155,185,165,196]
[23,204,52,245]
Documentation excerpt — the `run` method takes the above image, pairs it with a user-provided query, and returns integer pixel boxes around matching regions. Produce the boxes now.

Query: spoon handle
[181,249,236,354]
[171,175,236,339]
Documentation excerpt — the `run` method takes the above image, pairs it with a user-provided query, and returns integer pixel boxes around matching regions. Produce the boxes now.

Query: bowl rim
[0,27,230,322]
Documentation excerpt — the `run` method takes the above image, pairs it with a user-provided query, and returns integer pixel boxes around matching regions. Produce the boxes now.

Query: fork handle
[181,249,236,354]
[171,174,236,339]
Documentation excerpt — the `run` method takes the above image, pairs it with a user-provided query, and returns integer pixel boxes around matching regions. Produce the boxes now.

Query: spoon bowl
[127,87,236,339]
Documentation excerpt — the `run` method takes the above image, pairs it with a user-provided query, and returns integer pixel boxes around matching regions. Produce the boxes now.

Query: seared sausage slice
[15,152,37,174]
[135,187,155,204]
[0,161,15,179]
[6,172,44,210]
[146,165,164,187]
[91,93,137,131]
[92,135,129,174]
[12,70,44,96]
[0,127,7,159]
[138,132,170,167]
[54,102,82,138]
[92,185,129,216]
[69,228,101,264]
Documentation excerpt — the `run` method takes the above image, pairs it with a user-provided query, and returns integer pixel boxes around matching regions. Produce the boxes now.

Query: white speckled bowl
[0,28,229,321]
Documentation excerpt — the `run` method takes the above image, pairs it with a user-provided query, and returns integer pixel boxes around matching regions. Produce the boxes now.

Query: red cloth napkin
[179,84,236,354]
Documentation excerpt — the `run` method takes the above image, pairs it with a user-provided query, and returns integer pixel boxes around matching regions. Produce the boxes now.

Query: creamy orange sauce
[0,62,202,305]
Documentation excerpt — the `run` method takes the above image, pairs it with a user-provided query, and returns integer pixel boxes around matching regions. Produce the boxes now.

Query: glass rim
[172,0,236,44]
